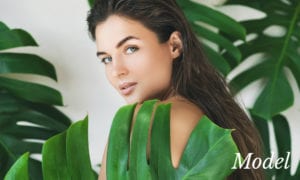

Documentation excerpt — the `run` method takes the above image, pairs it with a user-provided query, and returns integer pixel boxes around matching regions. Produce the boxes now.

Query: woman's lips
[119,82,137,96]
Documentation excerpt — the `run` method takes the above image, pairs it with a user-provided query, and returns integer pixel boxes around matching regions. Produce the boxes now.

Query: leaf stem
[0,137,17,160]
[276,2,300,70]
[269,2,300,108]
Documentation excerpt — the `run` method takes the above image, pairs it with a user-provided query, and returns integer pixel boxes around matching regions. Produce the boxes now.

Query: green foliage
[4,153,30,180]
[5,100,239,180]
[4,0,299,179]
[88,0,95,7]
[0,22,37,50]
[178,1,300,179]
[107,100,239,179]
[177,0,246,75]
[0,22,71,179]
[226,0,300,120]
[222,0,300,179]
[4,117,96,180]
[0,53,57,80]
[42,116,96,180]
[252,113,300,180]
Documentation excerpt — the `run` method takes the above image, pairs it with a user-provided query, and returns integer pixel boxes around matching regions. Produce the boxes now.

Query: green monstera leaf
[6,100,240,179]
[221,1,300,178]
[107,100,239,179]
[4,153,30,180]
[177,0,246,75]
[0,21,37,50]
[226,0,300,120]
[42,116,97,180]
[252,112,300,180]
[4,117,97,180]
[0,21,71,179]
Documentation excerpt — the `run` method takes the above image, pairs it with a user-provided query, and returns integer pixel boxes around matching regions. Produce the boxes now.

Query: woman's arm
[98,142,108,180]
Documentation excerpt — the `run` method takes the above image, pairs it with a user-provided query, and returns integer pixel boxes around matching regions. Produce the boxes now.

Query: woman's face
[95,15,179,104]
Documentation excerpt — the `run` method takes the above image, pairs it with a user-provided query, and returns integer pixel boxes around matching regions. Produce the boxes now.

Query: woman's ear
[168,31,183,60]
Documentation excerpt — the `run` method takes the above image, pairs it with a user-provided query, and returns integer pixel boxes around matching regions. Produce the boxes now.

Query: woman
[87,0,264,179]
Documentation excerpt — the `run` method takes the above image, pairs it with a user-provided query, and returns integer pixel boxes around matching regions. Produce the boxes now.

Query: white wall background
[1,0,299,174]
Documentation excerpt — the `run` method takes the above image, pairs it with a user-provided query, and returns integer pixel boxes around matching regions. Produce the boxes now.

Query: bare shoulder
[160,96,204,168]
[161,95,203,129]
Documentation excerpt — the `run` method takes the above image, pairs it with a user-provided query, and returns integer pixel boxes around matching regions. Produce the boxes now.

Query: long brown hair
[87,0,264,179]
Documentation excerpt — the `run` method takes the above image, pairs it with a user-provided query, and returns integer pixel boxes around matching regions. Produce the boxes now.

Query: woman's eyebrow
[96,52,106,57]
[116,36,139,48]
[96,36,139,57]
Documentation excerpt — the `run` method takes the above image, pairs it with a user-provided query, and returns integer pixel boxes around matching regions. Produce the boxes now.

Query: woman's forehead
[94,15,159,50]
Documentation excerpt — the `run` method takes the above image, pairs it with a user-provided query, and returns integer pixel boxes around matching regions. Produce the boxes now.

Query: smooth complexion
[95,15,177,104]
[95,15,203,180]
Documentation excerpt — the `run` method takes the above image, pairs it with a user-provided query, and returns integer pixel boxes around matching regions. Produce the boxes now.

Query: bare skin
[99,96,203,180]
[95,15,181,104]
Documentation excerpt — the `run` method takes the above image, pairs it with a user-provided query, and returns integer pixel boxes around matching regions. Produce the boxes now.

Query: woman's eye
[101,56,112,64]
[125,46,139,54]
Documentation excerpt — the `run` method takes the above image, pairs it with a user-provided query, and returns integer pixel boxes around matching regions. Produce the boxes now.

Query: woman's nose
[111,57,129,77]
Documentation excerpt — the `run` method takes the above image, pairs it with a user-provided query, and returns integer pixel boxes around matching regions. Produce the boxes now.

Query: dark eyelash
[101,56,112,64]
[126,46,139,53]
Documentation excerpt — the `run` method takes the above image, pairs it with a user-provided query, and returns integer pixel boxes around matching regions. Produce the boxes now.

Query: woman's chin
[124,96,148,105]
[124,96,139,104]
